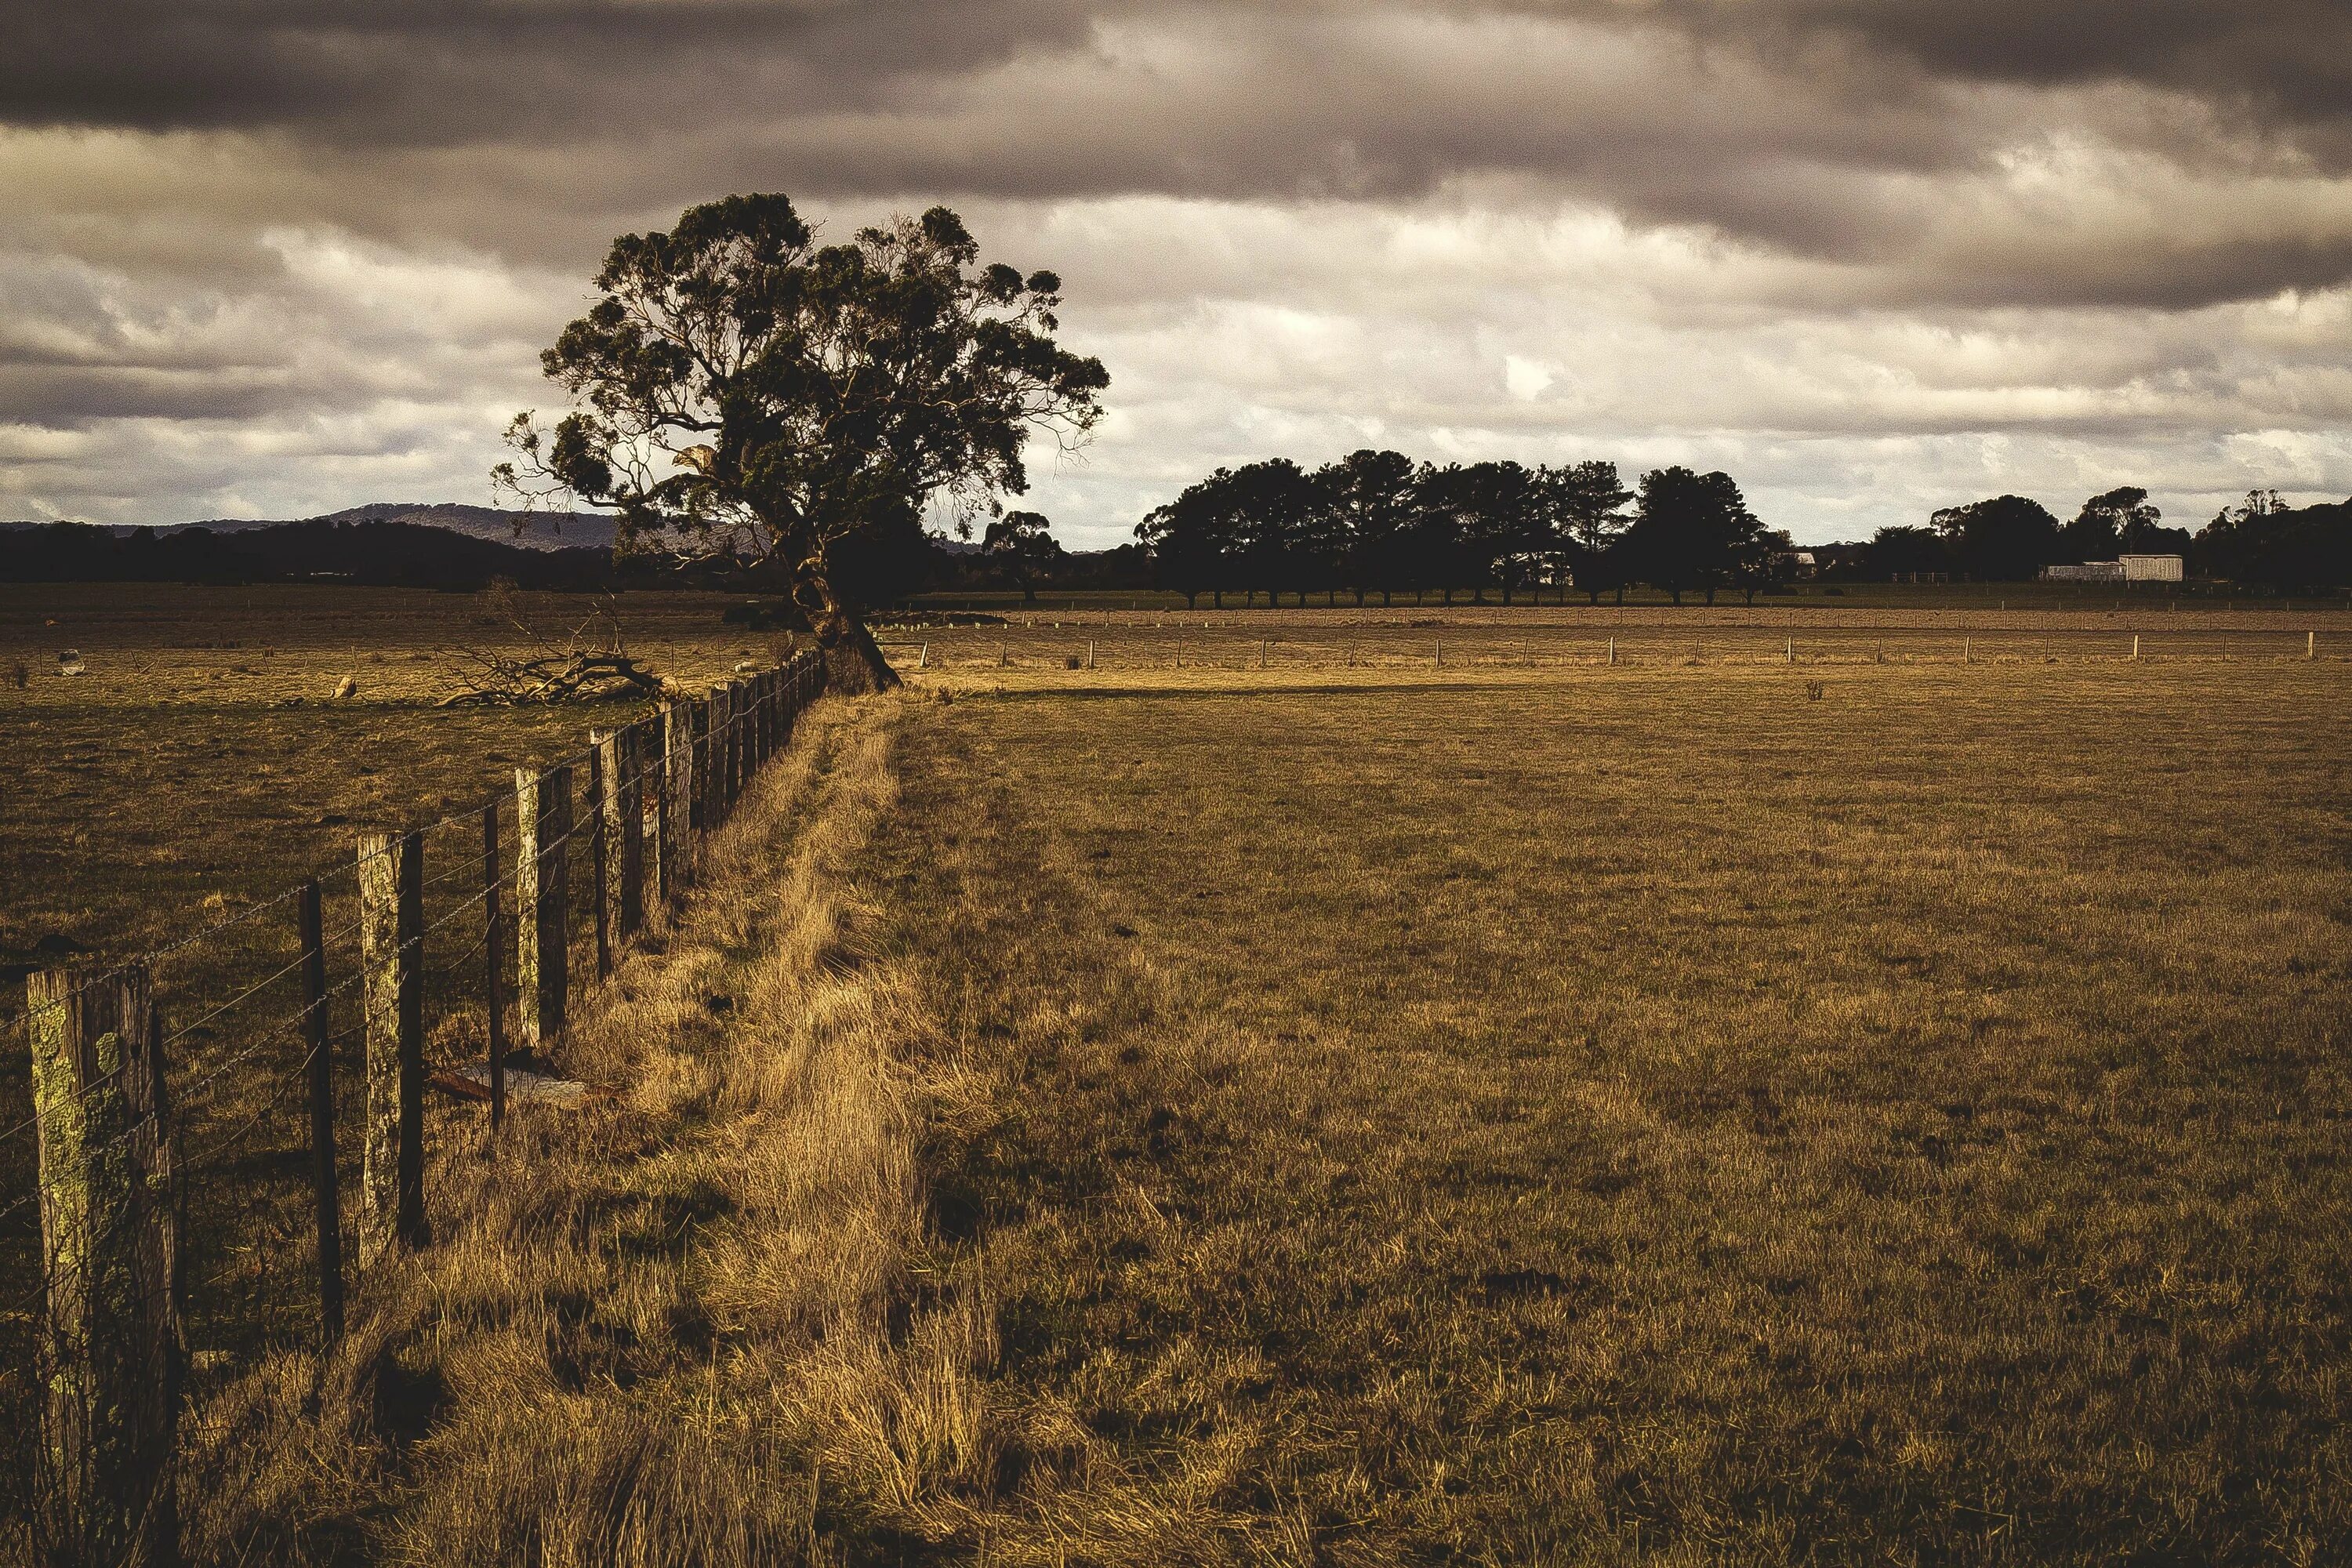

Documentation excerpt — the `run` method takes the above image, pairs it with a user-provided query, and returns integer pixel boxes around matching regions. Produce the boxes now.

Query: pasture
[3,583,2348,1561]
[859,656,2352,1559]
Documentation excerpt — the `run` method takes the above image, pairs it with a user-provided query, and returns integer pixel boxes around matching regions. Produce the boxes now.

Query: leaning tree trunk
[804,575,898,694]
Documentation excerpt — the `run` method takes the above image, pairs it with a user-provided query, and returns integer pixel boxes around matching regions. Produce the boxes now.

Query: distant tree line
[1131,452,1790,608]
[1846,487,2352,591]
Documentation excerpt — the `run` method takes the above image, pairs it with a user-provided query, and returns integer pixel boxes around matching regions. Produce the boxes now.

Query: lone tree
[496,194,1109,691]
[982,510,1066,604]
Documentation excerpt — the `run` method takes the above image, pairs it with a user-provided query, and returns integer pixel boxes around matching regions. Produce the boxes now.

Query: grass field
[6,586,2350,1562]
[856,661,2352,1562]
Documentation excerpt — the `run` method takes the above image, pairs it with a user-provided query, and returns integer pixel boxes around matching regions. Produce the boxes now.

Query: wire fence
[0,651,826,1560]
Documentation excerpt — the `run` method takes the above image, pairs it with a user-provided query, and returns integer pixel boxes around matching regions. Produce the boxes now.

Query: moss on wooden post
[514,764,570,1051]
[358,829,424,1259]
[28,963,181,1568]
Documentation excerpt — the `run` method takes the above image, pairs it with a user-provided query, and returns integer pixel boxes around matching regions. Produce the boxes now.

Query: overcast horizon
[8,2,2352,547]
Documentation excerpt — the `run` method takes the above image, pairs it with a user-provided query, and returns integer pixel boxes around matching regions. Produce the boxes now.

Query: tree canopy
[496,194,1109,688]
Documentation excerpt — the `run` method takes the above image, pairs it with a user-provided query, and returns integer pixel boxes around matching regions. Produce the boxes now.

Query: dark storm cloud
[5,2,2352,533]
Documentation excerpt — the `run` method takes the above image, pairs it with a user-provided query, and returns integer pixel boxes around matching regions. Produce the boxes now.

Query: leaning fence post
[358,829,425,1259]
[480,804,506,1131]
[28,964,181,1568]
[586,735,612,980]
[297,881,344,1339]
[515,765,570,1050]
[664,701,695,891]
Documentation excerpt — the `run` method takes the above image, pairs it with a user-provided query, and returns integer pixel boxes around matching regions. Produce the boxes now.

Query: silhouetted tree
[1621,466,1765,605]
[496,194,1108,691]
[2197,490,2352,590]
[982,509,1066,603]
[1138,469,1248,608]
[1548,459,1634,603]
[1930,495,2062,582]
[1317,448,1419,605]
[1859,524,1949,579]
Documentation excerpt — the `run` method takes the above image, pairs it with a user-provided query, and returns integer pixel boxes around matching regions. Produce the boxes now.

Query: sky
[6,2,2352,548]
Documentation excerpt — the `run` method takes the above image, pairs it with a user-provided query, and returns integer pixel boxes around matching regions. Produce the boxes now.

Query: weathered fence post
[733,677,753,793]
[296,881,343,1339]
[663,701,695,893]
[637,718,666,918]
[358,829,424,1258]
[597,724,644,948]
[756,670,775,764]
[687,697,710,834]
[480,803,506,1131]
[515,764,570,1050]
[706,685,732,826]
[586,736,612,979]
[616,724,644,945]
[27,964,181,1568]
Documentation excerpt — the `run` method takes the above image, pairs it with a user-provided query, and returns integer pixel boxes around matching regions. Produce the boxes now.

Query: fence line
[0,650,828,1559]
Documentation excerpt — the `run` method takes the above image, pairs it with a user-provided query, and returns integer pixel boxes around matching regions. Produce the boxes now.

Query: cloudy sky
[6,1,2352,546]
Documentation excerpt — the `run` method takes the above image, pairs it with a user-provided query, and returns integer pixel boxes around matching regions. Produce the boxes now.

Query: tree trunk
[808,579,898,694]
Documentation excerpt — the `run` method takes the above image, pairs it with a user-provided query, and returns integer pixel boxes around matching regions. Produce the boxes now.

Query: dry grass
[845,661,2352,1563]
[176,691,1004,1564]
[14,588,2352,1562]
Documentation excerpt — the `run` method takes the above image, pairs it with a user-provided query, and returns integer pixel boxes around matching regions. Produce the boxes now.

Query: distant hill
[163,503,618,554]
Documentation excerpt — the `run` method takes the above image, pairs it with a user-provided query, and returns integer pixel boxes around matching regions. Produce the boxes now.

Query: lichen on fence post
[358,829,425,1259]
[29,962,182,1568]
[514,764,570,1051]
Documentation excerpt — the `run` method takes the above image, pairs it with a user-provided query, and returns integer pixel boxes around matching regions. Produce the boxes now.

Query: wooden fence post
[637,718,666,916]
[586,736,612,980]
[734,677,753,793]
[480,804,506,1131]
[756,671,774,764]
[296,881,344,1338]
[687,697,710,834]
[27,964,180,1568]
[515,765,570,1051]
[664,701,695,892]
[597,724,644,948]
[706,685,732,826]
[358,829,424,1258]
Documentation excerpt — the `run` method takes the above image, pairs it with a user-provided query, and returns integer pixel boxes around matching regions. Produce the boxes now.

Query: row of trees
[1134,452,1789,608]
[1857,488,2191,582]
[1853,487,2351,590]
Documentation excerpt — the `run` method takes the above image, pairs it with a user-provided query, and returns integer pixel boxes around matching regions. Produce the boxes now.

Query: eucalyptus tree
[496,194,1109,690]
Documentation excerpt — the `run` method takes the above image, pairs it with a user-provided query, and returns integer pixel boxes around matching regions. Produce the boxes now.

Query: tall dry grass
[174,692,996,1565]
